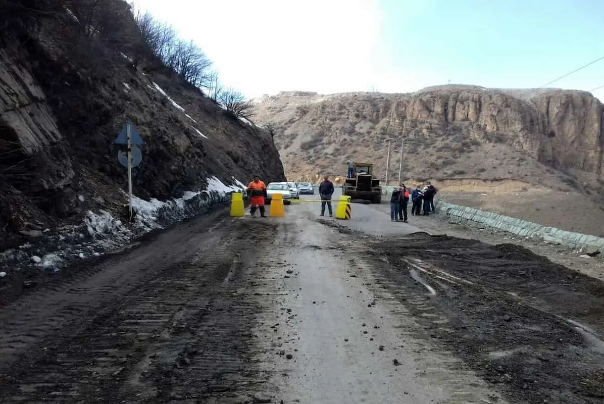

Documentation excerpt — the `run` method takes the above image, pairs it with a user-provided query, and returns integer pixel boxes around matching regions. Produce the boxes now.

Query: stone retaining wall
[438,201,604,253]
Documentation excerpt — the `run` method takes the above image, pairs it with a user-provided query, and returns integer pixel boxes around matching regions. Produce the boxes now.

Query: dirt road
[1,192,603,403]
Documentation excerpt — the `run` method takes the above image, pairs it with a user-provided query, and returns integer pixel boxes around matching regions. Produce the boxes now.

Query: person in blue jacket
[411,186,423,216]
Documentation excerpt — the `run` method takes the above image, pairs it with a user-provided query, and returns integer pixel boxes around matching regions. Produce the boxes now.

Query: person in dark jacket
[390,187,401,221]
[318,176,335,216]
[411,186,423,216]
[423,184,435,216]
[398,184,409,222]
[427,183,437,213]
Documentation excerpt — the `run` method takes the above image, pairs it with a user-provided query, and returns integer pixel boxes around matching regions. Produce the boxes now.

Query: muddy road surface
[0,193,603,403]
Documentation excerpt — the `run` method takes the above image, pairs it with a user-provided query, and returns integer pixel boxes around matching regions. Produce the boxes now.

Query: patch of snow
[64,7,79,22]
[123,83,131,91]
[152,82,185,112]
[86,210,123,236]
[239,117,254,126]
[185,114,197,122]
[40,253,62,271]
[207,176,246,195]
[78,195,85,202]
[191,127,208,139]
[78,253,85,259]
[232,177,247,189]
[132,197,164,223]
[32,256,41,264]
[183,191,200,201]
[0,272,6,278]
[121,53,133,63]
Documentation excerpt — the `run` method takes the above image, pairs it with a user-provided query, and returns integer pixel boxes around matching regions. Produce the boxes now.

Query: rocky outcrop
[252,86,604,188]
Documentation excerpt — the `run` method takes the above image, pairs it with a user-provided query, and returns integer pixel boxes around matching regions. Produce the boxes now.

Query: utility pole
[385,140,391,185]
[398,139,404,183]
[398,122,406,183]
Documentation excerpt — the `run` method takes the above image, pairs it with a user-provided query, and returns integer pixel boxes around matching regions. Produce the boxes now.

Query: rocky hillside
[0,0,284,246]
[252,87,604,195]
[252,86,604,236]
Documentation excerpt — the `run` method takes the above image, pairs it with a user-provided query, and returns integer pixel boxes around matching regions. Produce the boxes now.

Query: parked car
[286,182,299,199]
[266,182,292,205]
[296,182,314,195]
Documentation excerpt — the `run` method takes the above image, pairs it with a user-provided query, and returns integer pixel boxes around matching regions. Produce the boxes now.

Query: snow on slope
[0,177,246,274]
[150,82,186,112]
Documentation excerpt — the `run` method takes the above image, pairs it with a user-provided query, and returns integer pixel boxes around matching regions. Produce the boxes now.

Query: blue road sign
[118,145,142,168]
[113,121,144,145]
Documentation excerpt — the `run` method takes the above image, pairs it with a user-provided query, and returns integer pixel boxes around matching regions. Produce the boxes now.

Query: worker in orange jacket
[247,175,267,217]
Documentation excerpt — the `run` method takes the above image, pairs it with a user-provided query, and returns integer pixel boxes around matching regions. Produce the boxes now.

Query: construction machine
[342,163,382,203]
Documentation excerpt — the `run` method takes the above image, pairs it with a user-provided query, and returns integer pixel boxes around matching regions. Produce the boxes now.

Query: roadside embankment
[438,201,604,255]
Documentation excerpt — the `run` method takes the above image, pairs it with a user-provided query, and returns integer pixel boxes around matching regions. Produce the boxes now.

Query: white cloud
[131,0,388,97]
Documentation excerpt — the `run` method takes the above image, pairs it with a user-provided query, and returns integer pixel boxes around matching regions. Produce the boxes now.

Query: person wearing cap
[247,175,267,217]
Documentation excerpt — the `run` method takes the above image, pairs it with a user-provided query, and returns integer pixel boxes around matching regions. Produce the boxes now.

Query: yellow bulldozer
[342,162,382,203]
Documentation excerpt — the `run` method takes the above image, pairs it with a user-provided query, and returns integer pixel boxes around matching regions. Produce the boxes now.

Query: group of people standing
[390,182,438,222]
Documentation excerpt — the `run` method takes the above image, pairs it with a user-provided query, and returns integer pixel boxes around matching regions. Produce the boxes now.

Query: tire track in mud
[0,215,279,403]
[367,233,604,403]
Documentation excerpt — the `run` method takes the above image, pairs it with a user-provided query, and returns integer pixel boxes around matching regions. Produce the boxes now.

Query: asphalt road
[0,191,603,403]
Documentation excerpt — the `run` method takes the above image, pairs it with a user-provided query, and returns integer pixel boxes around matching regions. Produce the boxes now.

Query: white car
[266,182,292,205]
[286,182,299,199]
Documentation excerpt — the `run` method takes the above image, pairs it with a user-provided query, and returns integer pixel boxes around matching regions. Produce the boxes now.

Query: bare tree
[204,72,222,102]
[264,123,278,138]
[219,88,253,119]
[133,12,212,87]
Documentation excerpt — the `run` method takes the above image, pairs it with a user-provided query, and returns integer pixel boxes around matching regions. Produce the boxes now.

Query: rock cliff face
[252,87,604,191]
[0,2,285,239]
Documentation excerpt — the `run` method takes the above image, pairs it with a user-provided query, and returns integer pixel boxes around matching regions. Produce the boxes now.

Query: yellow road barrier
[335,195,351,220]
[230,192,245,217]
[270,194,285,217]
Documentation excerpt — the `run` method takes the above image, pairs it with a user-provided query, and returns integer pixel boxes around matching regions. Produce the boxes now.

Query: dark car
[296,182,314,195]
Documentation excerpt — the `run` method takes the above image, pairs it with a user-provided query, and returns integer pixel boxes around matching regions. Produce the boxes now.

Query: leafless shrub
[264,123,278,138]
[219,88,253,118]
[133,11,212,87]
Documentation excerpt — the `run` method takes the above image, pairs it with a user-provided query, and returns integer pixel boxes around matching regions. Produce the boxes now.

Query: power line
[539,55,604,88]
[589,83,604,92]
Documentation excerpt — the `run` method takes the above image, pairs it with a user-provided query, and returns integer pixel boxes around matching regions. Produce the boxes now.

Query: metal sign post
[127,123,133,220]
[114,121,144,222]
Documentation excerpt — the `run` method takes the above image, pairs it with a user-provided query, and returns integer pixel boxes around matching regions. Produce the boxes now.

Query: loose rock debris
[370,232,604,403]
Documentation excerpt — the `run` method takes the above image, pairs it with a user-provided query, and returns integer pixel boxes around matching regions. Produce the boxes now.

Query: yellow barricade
[230,192,245,217]
[335,195,351,220]
[270,194,285,217]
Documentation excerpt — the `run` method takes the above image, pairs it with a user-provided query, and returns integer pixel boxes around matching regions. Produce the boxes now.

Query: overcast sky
[131,0,604,100]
